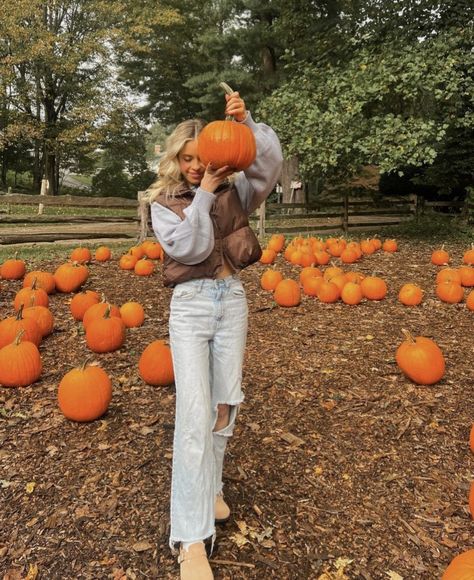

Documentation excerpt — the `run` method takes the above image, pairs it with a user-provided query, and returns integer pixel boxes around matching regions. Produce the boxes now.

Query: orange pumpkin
[83,301,121,330]
[436,281,464,304]
[302,276,324,297]
[459,266,474,287]
[23,271,56,294]
[197,120,256,170]
[260,269,283,291]
[273,279,301,307]
[95,246,111,262]
[442,549,474,579]
[70,246,92,264]
[58,362,112,422]
[260,248,276,265]
[398,283,423,306]
[314,250,331,265]
[0,306,42,348]
[395,330,445,385]
[134,258,155,276]
[382,239,398,252]
[22,305,54,338]
[360,239,376,255]
[0,255,26,280]
[469,481,474,520]
[360,276,387,300]
[120,301,145,327]
[13,283,49,311]
[431,246,450,265]
[85,307,126,353]
[341,281,363,305]
[470,424,474,454]
[463,246,474,265]
[0,332,42,387]
[54,262,89,293]
[119,253,138,270]
[467,290,474,311]
[70,290,101,321]
[299,267,322,286]
[139,340,174,386]
[141,240,163,260]
[436,267,461,285]
[267,234,285,254]
[317,280,340,303]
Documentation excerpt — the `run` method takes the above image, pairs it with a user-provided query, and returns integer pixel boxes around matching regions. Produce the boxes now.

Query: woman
[150,88,282,579]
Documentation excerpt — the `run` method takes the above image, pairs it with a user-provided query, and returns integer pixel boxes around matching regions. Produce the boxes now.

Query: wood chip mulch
[1,238,473,580]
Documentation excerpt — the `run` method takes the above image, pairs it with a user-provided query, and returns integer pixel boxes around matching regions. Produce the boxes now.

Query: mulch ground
[1,238,473,580]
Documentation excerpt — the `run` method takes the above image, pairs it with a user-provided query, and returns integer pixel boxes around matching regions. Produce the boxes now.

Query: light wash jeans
[168,274,248,551]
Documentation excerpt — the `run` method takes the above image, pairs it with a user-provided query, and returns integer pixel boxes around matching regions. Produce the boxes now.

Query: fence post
[258,199,266,238]
[342,193,349,234]
[137,191,150,242]
[38,178,48,215]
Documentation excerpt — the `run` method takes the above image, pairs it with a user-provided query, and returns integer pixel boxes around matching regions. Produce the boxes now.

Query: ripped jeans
[168,274,248,551]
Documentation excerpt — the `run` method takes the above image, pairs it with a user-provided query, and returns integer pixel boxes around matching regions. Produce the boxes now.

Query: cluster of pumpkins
[259,234,474,310]
[0,240,173,422]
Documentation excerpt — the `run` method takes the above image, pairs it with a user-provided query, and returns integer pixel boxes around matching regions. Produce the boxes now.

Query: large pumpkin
[273,279,301,307]
[197,119,256,171]
[0,332,42,387]
[139,340,174,386]
[58,362,112,422]
[0,306,42,348]
[395,330,445,385]
[54,262,89,293]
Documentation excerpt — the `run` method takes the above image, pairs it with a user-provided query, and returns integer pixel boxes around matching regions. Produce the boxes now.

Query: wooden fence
[0,190,472,245]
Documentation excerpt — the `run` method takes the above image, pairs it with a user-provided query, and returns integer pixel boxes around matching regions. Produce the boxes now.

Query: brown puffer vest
[155,182,262,287]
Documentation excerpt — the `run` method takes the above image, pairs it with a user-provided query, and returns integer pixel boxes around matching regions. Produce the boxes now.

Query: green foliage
[259,23,474,184]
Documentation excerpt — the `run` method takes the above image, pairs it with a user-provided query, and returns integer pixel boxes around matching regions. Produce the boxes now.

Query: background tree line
[0,0,472,200]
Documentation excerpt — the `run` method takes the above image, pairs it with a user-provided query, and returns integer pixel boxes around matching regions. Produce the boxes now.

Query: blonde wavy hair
[147,119,206,202]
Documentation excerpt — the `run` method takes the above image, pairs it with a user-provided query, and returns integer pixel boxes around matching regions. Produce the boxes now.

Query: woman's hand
[200,164,234,193]
[225,91,247,122]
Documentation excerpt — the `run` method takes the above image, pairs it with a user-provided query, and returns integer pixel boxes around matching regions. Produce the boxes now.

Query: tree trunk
[280,155,304,203]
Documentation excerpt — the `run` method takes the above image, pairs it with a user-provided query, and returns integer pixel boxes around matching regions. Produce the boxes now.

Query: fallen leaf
[25,564,39,580]
[25,482,36,494]
[386,572,404,580]
[132,540,153,552]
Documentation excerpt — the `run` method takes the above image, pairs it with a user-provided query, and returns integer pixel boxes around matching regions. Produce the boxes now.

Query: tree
[0,0,177,194]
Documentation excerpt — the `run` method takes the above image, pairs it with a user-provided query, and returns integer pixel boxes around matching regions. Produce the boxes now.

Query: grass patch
[0,239,141,265]
[0,204,136,218]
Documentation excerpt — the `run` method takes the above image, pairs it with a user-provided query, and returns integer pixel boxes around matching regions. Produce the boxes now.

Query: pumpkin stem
[401,328,415,343]
[16,304,25,320]
[219,81,234,95]
[14,328,25,345]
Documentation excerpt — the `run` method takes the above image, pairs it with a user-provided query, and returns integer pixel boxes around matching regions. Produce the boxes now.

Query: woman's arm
[233,112,283,214]
[150,189,216,265]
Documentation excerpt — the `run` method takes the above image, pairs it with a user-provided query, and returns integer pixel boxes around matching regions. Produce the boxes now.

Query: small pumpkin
[436,267,461,285]
[382,239,398,252]
[273,279,301,307]
[134,258,155,276]
[120,301,145,328]
[13,279,49,311]
[95,246,112,262]
[85,307,126,353]
[302,276,324,297]
[341,281,363,305]
[431,245,450,266]
[398,283,423,306]
[119,253,138,270]
[22,305,54,337]
[23,270,56,294]
[141,240,163,260]
[58,361,112,422]
[436,281,464,304]
[463,245,474,265]
[260,269,283,291]
[442,549,474,580]
[0,331,42,387]
[317,280,340,303]
[83,301,121,330]
[459,265,474,287]
[0,306,42,348]
[0,254,26,280]
[70,246,92,264]
[54,262,89,293]
[138,340,174,386]
[467,290,474,311]
[267,234,285,254]
[260,248,276,265]
[70,290,101,321]
[395,329,445,385]
[360,276,387,300]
